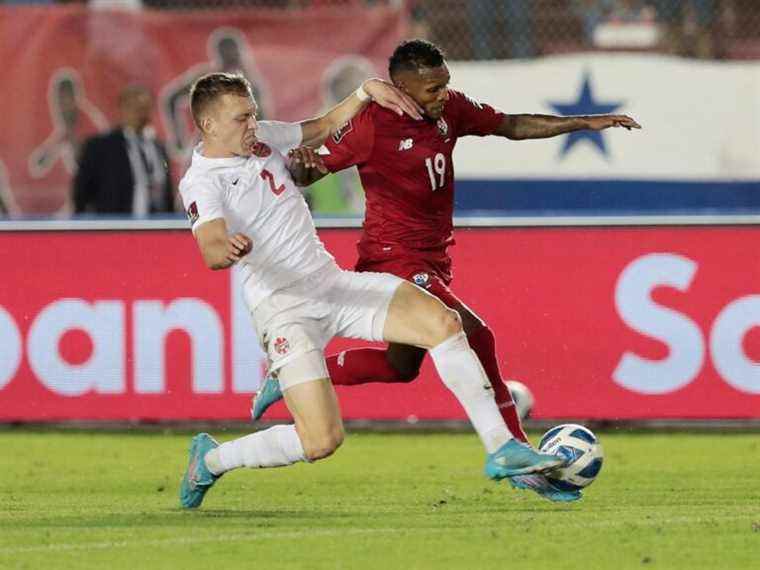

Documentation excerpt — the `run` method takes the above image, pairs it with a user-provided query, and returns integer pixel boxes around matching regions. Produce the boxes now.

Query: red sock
[467,325,529,443]
[326,348,406,386]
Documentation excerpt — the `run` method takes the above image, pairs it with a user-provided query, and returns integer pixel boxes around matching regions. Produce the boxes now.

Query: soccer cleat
[484,439,565,480]
[179,433,221,509]
[250,374,283,421]
[509,474,583,502]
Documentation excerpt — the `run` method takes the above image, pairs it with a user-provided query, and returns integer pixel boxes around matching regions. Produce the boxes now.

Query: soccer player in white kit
[178,72,564,509]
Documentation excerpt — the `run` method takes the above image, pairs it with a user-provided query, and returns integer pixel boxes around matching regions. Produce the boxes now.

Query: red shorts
[355,241,461,309]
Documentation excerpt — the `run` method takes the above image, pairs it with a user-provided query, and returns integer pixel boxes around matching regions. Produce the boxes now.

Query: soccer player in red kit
[253,39,640,501]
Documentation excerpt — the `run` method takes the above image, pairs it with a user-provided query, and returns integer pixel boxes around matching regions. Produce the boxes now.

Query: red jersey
[322,90,505,255]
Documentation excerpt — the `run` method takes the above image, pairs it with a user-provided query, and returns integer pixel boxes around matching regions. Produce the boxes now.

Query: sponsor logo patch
[398,138,414,151]
[186,201,199,225]
[332,120,353,144]
[274,337,290,355]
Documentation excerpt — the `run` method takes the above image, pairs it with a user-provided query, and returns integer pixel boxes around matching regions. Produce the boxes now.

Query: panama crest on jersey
[412,272,430,288]
[332,120,353,144]
[436,118,449,137]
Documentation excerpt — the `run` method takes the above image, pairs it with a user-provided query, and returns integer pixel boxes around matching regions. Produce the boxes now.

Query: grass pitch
[1,429,758,570]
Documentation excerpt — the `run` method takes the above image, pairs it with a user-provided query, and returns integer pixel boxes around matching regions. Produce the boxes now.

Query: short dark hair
[118,84,151,108]
[388,39,446,79]
[190,72,252,128]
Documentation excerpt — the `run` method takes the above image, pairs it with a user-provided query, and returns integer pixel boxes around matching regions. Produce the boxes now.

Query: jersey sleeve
[256,121,303,155]
[179,176,225,234]
[449,90,506,137]
[319,107,375,172]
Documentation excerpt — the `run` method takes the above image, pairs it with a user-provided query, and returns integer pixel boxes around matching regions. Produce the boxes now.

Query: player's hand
[587,115,641,131]
[287,146,328,186]
[226,232,252,264]
[363,78,424,120]
[288,146,328,173]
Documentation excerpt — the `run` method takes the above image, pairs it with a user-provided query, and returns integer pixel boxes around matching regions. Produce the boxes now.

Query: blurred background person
[652,0,718,58]
[307,55,376,214]
[572,0,614,46]
[73,85,174,216]
[469,0,535,60]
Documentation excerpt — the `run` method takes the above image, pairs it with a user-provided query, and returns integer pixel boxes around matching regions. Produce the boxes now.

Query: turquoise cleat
[179,433,221,509]
[509,474,583,502]
[250,374,283,421]
[484,439,565,480]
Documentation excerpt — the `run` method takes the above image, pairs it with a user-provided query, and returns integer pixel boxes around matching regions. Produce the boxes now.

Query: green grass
[1,430,758,569]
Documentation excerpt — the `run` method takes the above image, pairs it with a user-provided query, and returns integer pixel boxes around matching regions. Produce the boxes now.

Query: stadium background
[0,0,759,425]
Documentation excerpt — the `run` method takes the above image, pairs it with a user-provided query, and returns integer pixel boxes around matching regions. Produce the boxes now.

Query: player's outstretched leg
[428,280,530,444]
[185,374,342,508]
[328,346,419,386]
[180,433,222,509]
[465,324,529,443]
[381,282,564,477]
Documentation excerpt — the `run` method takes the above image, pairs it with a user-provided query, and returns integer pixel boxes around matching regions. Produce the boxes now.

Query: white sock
[204,425,306,475]
[429,332,513,454]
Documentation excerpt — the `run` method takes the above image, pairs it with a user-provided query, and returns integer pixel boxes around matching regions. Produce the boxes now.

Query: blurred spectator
[651,0,717,58]
[469,0,535,60]
[307,56,376,214]
[408,0,431,41]
[572,0,614,46]
[73,85,174,216]
[608,0,655,22]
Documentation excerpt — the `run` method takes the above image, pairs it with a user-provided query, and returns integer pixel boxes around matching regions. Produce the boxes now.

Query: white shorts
[248,264,403,391]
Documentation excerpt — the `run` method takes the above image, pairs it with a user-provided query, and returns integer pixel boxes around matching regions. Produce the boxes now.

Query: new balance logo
[398,138,414,151]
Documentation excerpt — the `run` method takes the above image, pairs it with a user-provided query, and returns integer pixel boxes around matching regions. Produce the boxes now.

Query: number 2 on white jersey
[425,153,446,191]
[261,169,285,196]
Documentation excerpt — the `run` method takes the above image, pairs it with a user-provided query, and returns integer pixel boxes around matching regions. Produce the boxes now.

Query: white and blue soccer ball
[506,380,534,421]
[538,424,604,491]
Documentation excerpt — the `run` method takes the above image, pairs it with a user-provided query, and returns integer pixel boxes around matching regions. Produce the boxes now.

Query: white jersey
[179,121,335,309]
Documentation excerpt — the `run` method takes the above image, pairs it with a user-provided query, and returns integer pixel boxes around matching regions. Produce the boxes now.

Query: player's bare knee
[304,426,344,461]
[430,307,463,345]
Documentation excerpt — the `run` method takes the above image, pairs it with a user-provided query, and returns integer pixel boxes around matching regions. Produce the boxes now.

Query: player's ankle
[203,448,226,476]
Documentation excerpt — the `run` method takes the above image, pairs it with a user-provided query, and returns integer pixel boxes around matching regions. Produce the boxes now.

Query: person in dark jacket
[73,85,174,216]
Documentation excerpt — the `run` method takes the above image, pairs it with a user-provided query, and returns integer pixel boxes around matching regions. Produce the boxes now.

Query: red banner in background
[1,225,759,422]
[0,6,407,215]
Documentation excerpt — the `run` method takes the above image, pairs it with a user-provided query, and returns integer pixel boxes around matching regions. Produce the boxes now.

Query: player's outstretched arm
[194,218,252,270]
[300,79,422,148]
[497,114,641,140]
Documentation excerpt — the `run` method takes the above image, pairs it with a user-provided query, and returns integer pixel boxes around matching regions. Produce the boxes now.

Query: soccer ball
[506,380,534,420]
[538,424,604,491]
